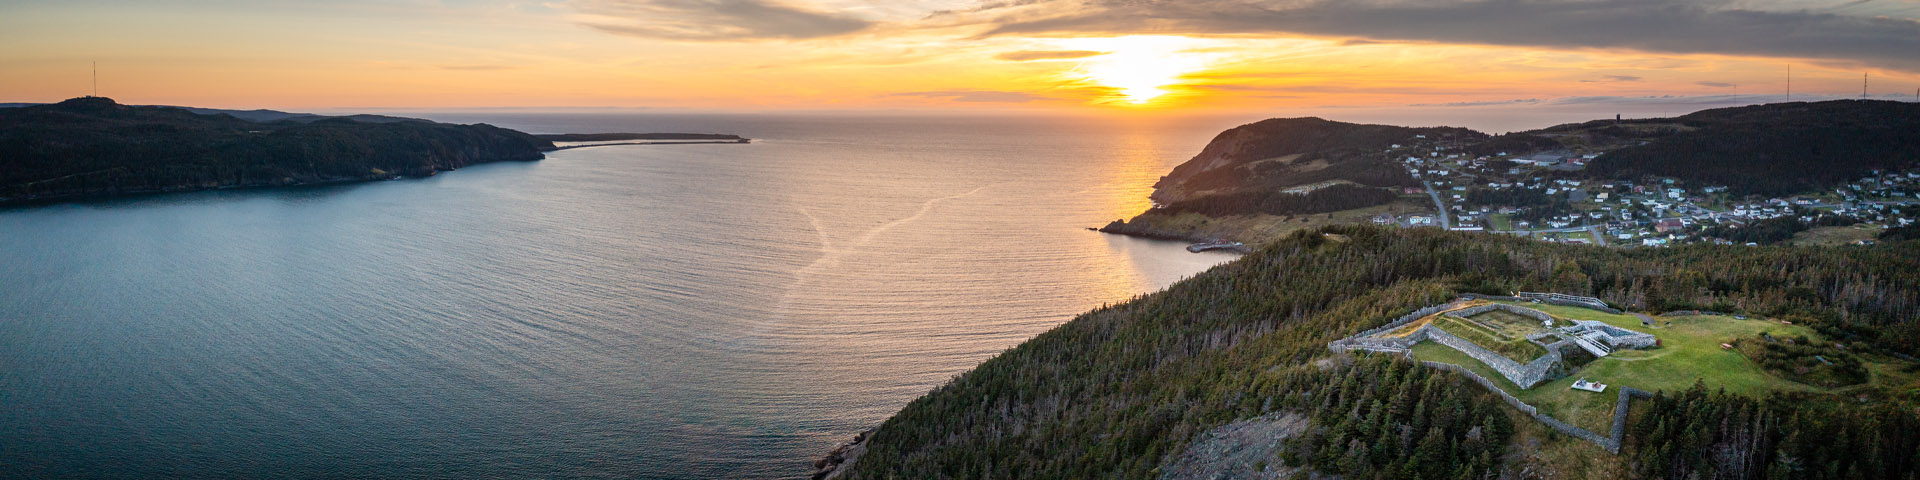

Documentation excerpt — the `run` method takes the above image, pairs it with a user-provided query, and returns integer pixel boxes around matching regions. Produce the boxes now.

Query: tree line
[841,226,1920,479]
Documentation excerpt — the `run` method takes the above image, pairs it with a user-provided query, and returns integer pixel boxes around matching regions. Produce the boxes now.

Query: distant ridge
[0,97,553,205]
[0,101,408,123]
[1148,99,1919,215]
[1581,100,1920,195]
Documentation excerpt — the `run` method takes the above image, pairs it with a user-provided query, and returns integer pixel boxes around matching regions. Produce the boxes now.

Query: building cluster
[1368,137,1918,247]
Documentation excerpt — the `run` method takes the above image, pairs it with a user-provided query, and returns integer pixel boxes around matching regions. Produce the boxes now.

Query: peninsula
[534,133,746,142]
[1101,100,1920,248]
[0,97,749,205]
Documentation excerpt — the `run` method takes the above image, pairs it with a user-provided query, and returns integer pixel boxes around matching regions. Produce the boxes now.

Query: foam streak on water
[0,114,1244,479]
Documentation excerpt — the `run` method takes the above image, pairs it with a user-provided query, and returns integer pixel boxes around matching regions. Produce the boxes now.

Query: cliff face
[0,97,555,204]
[1150,117,1483,204]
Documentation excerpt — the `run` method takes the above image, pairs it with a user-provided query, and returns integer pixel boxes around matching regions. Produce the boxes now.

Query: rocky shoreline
[1094,217,1203,241]
[810,428,876,479]
[1093,218,1255,253]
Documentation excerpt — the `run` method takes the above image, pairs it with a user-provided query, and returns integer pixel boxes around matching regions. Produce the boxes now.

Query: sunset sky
[4,0,1919,112]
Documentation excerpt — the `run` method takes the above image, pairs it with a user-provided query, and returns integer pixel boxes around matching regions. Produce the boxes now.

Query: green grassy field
[1788,224,1882,246]
[1410,301,1920,435]
[1416,303,1822,432]
[1436,316,1548,362]
[1498,301,1825,396]
[1411,342,1620,433]
[1489,213,1514,231]
[1118,199,1428,245]
[1466,309,1548,339]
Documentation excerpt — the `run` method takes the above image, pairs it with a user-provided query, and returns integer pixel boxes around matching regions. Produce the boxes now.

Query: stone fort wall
[1424,327,1561,389]
[1447,303,1556,325]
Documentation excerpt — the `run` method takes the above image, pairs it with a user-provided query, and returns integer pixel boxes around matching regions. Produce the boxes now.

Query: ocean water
[0,113,1247,478]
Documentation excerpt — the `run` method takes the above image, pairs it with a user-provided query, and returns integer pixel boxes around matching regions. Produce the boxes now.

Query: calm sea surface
[0,114,1248,478]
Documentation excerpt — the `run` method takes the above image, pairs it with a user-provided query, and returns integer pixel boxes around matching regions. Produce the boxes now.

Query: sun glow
[1063,36,1215,105]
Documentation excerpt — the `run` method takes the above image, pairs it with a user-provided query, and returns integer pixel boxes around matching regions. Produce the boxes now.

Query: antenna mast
[91,61,97,97]
[1862,72,1868,99]
[1784,64,1791,102]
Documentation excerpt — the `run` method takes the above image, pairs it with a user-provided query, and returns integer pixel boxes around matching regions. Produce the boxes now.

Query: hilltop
[0,97,554,204]
[1103,100,1920,247]
[831,226,1920,479]
[1148,117,1483,205]
[1581,100,1920,195]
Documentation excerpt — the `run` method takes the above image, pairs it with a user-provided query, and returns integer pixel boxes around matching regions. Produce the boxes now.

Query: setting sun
[1060,36,1216,105]
[6,1,1920,479]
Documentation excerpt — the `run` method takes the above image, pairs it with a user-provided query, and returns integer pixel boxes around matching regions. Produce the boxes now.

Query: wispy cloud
[438,65,523,71]
[1582,74,1643,83]
[1409,98,1545,107]
[573,0,870,41]
[961,0,1920,71]
[1696,81,1737,87]
[995,50,1106,61]
[1550,94,1777,105]
[888,89,1048,102]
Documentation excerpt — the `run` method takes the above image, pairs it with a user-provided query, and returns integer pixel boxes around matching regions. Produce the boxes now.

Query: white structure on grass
[1571,378,1607,392]
[1560,320,1658,357]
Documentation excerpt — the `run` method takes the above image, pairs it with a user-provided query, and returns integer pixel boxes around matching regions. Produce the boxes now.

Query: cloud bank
[995,50,1107,61]
[887,89,1047,102]
[968,0,1920,71]
[574,0,869,40]
[567,0,1920,73]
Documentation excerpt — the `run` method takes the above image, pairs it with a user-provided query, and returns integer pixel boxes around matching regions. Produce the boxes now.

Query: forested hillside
[843,227,1920,479]
[1584,100,1920,195]
[0,97,553,204]
[1149,118,1480,205]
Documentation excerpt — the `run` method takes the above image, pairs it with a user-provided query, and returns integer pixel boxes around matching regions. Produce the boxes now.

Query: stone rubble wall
[1516,292,1623,314]
[1611,387,1654,450]
[1424,327,1559,389]
[1327,303,1454,352]
[1332,297,1659,455]
[1447,303,1556,325]
[1568,320,1659,349]
[1329,326,1427,352]
[1458,293,1520,302]
[1658,310,1727,317]
[1422,360,1632,454]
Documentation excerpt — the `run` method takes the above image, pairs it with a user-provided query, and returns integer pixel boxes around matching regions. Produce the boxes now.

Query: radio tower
[91,61,97,98]
[1862,72,1868,99]
[1784,64,1791,102]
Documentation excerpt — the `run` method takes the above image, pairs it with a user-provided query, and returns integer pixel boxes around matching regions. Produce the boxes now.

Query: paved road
[1487,225,1599,235]
[1421,180,1451,229]
[1588,225,1609,246]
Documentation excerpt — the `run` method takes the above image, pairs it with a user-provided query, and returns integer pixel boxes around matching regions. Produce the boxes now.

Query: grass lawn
[1788,224,1882,246]
[1404,302,1920,437]
[1124,199,1428,245]
[1436,317,1548,362]
[1410,342,1619,433]
[1466,309,1549,338]
[1498,301,1824,396]
[1490,213,1515,231]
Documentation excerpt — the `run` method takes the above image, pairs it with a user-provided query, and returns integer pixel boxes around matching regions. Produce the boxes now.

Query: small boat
[1187,240,1245,253]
